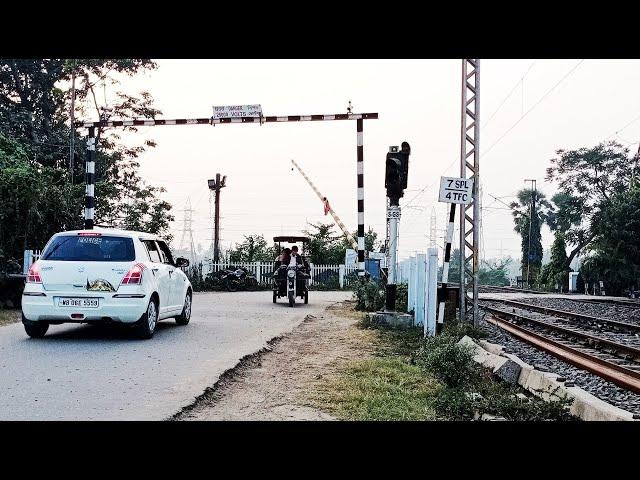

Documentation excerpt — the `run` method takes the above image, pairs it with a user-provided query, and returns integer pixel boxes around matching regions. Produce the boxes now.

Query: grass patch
[0,308,20,326]
[309,357,439,421]
[312,304,576,421]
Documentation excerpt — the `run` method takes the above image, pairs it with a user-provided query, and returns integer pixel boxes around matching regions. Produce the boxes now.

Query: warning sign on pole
[438,177,474,204]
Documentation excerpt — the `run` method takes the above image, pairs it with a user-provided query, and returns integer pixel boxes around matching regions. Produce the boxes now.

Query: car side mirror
[175,257,189,268]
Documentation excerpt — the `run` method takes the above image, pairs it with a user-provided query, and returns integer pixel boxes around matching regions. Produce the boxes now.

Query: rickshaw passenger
[274,248,292,280]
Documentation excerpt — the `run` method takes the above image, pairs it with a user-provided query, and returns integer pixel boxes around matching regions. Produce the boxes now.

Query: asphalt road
[0,290,351,420]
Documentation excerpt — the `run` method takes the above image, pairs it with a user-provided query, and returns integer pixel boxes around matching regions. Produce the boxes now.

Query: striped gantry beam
[81,112,378,276]
[78,113,378,128]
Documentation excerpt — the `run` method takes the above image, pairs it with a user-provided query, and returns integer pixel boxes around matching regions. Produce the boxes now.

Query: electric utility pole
[208,174,227,263]
[525,178,536,287]
[69,61,76,181]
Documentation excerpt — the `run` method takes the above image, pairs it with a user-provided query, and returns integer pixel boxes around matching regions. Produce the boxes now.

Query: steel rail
[483,299,640,334]
[483,305,640,361]
[486,314,640,394]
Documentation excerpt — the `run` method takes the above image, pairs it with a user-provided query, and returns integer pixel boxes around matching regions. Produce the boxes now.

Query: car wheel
[176,291,192,325]
[23,315,49,338]
[135,298,158,339]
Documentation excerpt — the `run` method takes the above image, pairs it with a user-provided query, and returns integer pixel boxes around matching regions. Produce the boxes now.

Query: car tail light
[78,232,102,237]
[121,263,145,285]
[27,262,42,283]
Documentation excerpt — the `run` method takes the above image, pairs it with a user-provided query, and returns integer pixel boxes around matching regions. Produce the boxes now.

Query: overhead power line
[483,60,537,130]
[482,59,585,159]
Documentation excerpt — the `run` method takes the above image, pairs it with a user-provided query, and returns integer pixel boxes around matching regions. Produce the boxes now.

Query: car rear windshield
[41,235,135,262]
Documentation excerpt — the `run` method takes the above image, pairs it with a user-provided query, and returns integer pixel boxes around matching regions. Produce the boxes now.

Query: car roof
[55,228,165,241]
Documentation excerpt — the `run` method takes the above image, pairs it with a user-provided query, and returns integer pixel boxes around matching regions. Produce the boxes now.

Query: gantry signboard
[212,104,263,119]
[438,176,474,204]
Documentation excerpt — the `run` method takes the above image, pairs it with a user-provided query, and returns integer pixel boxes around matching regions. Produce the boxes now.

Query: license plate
[59,298,99,308]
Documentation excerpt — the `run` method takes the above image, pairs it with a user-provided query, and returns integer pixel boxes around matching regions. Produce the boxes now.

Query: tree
[438,249,511,286]
[545,141,637,265]
[304,222,345,264]
[478,258,512,286]
[510,188,551,285]
[342,226,381,252]
[229,234,275,263]
[538,232,570,291]
[0,59,173,271]
[579,186,640,295]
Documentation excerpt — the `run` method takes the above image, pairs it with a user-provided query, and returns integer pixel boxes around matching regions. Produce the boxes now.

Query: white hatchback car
[21,229,193,339]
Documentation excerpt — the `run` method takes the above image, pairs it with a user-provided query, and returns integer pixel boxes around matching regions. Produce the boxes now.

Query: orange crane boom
[290,159,359,251]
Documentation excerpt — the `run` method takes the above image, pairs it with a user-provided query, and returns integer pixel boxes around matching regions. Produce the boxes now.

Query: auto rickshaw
[272,236,311,306]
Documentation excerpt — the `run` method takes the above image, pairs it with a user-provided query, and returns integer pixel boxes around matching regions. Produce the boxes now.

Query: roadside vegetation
[0,308,21,326]
[309,307,575,421]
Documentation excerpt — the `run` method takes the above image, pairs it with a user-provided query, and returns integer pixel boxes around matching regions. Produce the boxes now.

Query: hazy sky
[101,59,640,263]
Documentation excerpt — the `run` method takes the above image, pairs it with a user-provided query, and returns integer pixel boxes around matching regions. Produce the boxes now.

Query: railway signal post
[384,142,410,311]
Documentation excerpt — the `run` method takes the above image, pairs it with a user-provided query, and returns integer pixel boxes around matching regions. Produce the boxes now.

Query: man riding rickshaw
[272,236,310,306]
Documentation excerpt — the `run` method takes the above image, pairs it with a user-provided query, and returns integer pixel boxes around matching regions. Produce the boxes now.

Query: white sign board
[212,104,262,119]
[438,176,474,204]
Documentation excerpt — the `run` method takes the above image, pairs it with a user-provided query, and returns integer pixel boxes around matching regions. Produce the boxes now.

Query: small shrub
[440,320,488,341]
[431,387,477,420]
[395,283,408,313]
[414,335,482,389]
[353,280,385,312]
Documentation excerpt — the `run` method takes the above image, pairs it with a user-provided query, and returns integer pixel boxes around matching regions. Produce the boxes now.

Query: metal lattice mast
[429,207,437,248]
[459,59,481,326]
[178,198,196,264]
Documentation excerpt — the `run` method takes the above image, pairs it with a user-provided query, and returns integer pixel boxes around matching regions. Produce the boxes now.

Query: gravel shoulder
[478,302,640,416]
[176,300,375,420]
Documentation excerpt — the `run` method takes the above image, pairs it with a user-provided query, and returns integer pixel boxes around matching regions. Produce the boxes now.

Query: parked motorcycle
[222,267,258,292]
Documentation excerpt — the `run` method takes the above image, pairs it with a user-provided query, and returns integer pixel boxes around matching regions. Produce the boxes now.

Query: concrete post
[408,256,416,313]
[339,264,345,289]
[414,253,427,327]
[23,250,32,275]
[425,247,438,337]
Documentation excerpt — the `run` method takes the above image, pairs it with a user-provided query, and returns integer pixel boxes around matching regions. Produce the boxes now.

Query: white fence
[23,250,42,274]
[400,248,439,337]
[21,250,359,289]
[200,261,359,288]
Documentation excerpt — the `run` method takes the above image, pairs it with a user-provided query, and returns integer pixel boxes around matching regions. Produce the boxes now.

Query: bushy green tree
[546,141,637,264]
[579,187,640,295]
[510,188,551,285]
[538,233,570,290]
[304,222,345,264]
[0,59,173,271]
[478,258,511,286]
[229,234,275,263]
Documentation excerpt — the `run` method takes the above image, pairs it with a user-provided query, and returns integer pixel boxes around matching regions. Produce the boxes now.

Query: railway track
[480,300,640,394]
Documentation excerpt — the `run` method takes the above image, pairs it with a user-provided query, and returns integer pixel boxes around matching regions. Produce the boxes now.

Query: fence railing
[23,250,42,274]
[22,250,359,289]
[201,261,359,288]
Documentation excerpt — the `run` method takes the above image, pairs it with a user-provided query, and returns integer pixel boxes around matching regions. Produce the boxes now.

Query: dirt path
[176,300,374,421]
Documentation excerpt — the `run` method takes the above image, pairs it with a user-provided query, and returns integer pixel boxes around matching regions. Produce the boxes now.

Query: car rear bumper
[21,292,148,323]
